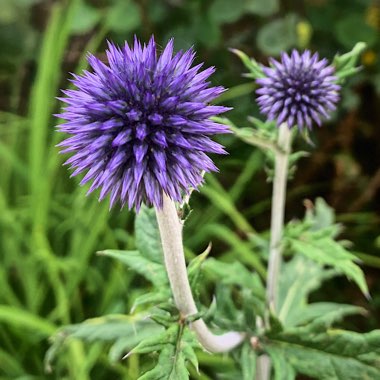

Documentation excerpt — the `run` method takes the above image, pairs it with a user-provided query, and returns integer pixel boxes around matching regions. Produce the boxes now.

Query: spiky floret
[256,50,340,130]
[56,36,230,210]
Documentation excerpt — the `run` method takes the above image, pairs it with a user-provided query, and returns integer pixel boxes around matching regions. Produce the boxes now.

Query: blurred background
[0,0,380,378]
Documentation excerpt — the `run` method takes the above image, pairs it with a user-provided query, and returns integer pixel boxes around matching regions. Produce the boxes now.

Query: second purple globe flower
[57,36,230,210]
[256,50,341,130]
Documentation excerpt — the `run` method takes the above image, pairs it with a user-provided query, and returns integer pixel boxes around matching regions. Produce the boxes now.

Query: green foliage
[335,15,376,49]
[134,325,200,380]
[333,42,367,81]
[257,14,298,56]
[135,205,164,264]
[284,198,369,297]
[265,322,380,380]
[45,315,163,367]
[98,250,168,287]
[239,342,257,380]
[278,256,365,328]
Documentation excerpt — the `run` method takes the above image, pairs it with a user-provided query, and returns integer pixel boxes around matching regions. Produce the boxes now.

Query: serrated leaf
[230,49,265,79]
[138,345,189,380]
[286,236,368,296]
[203,258,265,299]
[137,325,193,380]
[45,315,162,370]
[278,256,365,328]
[99,250,167,287]
[278,255,339,326]
[135,205,164,264]
[182,344,199,373]
[149,310,178,328]
[240,342,256,380]
[264,346,296,380]
[109,323,164,362]
[208,284,245,331]
[61,314,153,342]
[132,290,171,312]
[306,197,335,230]
[130,324,178,356]
[187,244,210,289]
[333,42,366,82]
[303,303,365,331]
[265,327,380,380]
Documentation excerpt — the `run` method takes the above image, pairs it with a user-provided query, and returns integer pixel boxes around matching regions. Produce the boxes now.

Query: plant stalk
[257,122,292,380]
[266,123,292,311]
[155,193,245,353]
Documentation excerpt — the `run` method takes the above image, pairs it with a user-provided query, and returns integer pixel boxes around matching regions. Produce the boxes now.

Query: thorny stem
[155,193,246,353]
[257,123,292,380]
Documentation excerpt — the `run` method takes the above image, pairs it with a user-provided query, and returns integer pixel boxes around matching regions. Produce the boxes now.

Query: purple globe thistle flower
[56,36,230,210]
[256,50,340,130]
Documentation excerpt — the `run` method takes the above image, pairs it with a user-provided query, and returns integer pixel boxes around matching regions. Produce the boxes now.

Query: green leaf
[182,344,199,373]
[245,0,279,17]
[335,15,376,49]
[135,205,164,264]
[230,49,265,79]
[257,14,298,56]
[187,244,210,290]
[209,0,245,24]
[303,303,365,330]
[70,1,100,35]
[306,197,335,230]
[203,258,265,299]
[45,314,163,370]
[240,342,256,380]
[137,325,196,380]
[106,0,141,33]
[108,322,165,362]
[132,290,171,312]
[193,13,221,47]
[333,42,367,81]
[285,199,369,297]
[59,314,159,342]
[265,327,380,380]
[278,255,339,326]
[98,250,168,286]
[130,325,178,355]
[0,305,56,337]
[264,346,295,380]
[138,345,188,380]
[286,236,368,297]
[279,257,364,326]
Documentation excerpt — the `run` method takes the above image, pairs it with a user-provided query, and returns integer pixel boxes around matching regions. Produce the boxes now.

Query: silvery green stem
[257,123,292,380]
[267,123,292,311]
[156,193,245,353]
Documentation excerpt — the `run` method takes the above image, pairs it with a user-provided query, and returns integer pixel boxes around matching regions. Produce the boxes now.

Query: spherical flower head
[256,50,340,130]
[56,36,230,210]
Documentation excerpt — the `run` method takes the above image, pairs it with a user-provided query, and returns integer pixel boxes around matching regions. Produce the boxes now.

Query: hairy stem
[257,123,292,380]
[155,193,245,353]
[266,123,292,311]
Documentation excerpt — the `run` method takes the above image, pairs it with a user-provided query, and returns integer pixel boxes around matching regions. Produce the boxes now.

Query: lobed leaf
[265,327,380,380]
[135,205,164,264]
[98,250,168,287]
